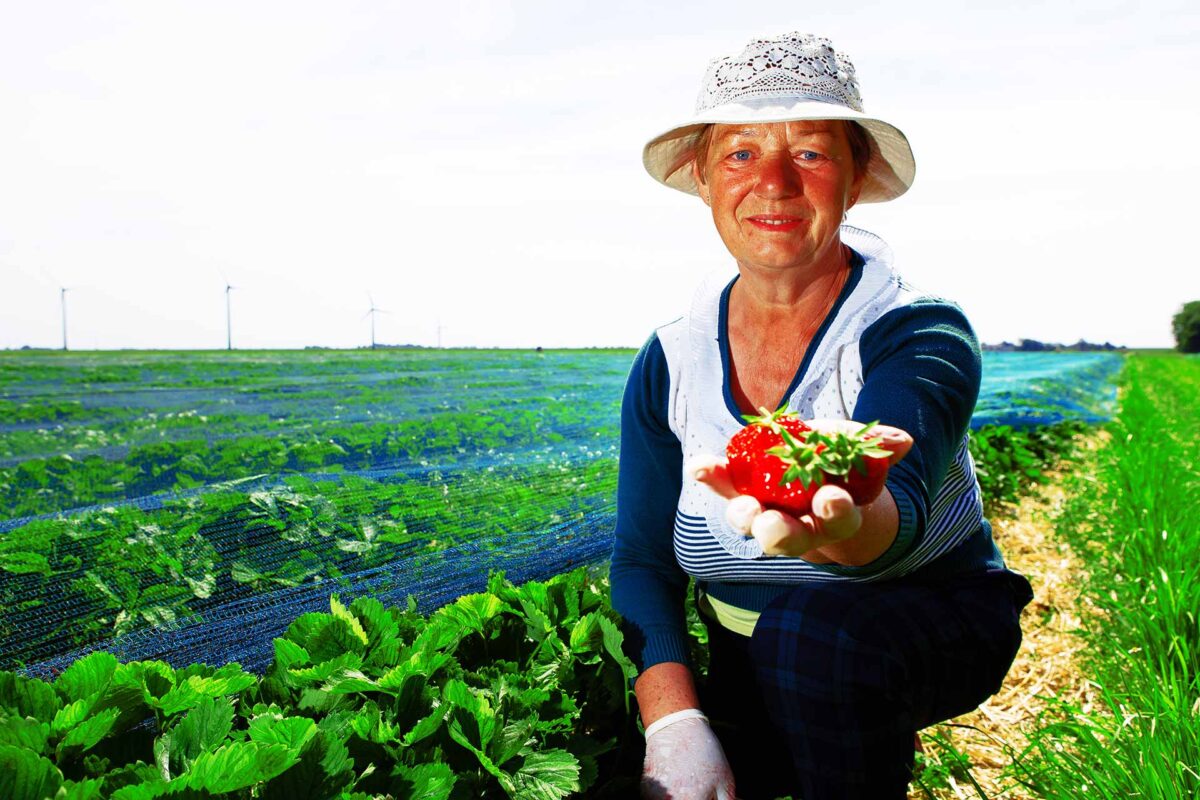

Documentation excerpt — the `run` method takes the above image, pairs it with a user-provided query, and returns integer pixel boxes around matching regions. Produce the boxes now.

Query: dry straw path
[908,436,1105,799]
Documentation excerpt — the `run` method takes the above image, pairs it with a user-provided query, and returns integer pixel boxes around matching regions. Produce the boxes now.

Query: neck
[731,243,851,317]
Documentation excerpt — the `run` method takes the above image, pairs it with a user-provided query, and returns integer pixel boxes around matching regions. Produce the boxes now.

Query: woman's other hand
[687,419,912,558]
[642,714,737,800]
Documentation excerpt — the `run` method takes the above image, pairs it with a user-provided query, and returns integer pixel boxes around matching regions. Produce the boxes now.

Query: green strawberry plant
[0,568,644,799]
[1,455,619,670]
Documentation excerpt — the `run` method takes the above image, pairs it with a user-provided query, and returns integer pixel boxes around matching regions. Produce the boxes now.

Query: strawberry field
[0,347,1124,798]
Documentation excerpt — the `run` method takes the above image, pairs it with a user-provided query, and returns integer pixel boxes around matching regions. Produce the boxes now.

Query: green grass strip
[1013,353,1200,798]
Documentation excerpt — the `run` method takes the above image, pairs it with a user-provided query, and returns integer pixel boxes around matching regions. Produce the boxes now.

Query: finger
[750,509,810,556]
[867,425,914,465]
[810,484,862,539]
[726,495,762,535]
[808,419,913,466]
[686,455,740,500]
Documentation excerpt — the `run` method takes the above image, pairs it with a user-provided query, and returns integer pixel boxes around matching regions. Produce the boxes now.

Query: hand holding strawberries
[687,409,913,558]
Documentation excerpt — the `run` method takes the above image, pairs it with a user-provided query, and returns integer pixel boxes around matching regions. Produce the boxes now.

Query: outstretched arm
[689,419,913,563]
[690,298,982,569]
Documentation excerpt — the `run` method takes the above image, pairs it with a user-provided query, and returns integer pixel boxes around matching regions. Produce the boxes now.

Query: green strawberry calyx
[741,405,797,432]
[765,419,892,489]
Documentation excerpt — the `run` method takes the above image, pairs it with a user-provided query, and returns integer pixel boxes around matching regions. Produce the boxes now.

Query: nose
[752,152,802,199]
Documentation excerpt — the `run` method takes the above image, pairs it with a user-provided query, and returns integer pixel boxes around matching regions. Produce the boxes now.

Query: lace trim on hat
[697,33,863,114]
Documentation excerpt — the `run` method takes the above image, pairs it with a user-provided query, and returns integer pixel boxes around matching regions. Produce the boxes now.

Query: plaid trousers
[698,568,1033,800]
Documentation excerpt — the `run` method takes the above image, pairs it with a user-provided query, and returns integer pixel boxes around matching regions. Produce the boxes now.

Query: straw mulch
[908,434,1106,799]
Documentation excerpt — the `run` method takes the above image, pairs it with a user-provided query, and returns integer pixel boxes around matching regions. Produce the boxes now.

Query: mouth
[745,215,806,232]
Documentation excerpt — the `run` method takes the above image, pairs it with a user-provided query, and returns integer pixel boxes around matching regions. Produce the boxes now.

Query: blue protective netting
[0,432,611,530]
[23,512,618,680]
[972,351,1122,427]
[1,349,1123,677]
[4,453,615,665]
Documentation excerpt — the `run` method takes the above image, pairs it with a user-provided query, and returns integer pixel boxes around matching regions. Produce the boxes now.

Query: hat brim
[642,98,915,204]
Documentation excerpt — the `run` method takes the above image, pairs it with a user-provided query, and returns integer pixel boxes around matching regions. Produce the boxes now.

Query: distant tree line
[983,339,1124,352]
[985,300,1200,353]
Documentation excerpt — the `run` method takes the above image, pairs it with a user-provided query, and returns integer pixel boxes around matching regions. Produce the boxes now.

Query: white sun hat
[643,33,916,203]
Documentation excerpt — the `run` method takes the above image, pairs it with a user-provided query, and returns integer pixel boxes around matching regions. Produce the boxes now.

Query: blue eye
[797,151,822,162]
[731,150,752,161]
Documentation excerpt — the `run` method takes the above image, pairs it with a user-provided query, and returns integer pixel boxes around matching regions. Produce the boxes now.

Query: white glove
[641,710,737,800]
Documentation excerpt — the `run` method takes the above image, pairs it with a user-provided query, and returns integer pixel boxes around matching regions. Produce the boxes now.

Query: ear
[692,159,711,206]
[845,170,866,212]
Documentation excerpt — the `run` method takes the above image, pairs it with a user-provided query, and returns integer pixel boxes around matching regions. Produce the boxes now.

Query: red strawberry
[726,408,815,517]
[828,449,891,504]
[725,411,892,517]
[726,408,811,499]
[767,444,828,516]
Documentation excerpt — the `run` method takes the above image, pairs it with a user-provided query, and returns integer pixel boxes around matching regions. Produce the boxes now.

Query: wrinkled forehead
[710,119,848,141]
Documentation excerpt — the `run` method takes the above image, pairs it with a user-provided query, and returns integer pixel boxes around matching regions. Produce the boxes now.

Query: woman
[609,33,1033,800]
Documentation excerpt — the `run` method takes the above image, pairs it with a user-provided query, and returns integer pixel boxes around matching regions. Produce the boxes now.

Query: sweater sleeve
[608,333,691,674]
[841,298,982,574]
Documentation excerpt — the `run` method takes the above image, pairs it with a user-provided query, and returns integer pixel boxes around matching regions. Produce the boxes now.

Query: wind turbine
[220,272,236,350]
[60,286,69,351]
[363,293,389,349]
[41,268,70,351]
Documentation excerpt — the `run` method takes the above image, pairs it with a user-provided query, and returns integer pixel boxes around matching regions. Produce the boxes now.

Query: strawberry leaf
[158,696,235,779]
[0,673,63,720]
[853,420,881,436]
[55,652,119,703]
[55,707,120,758]
[390,761,456,800]
[0,744,64,800]
[509,749,582,800]
[184,741,299,794]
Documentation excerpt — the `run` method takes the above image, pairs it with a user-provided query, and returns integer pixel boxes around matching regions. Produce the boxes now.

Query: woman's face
[694,120,864,274]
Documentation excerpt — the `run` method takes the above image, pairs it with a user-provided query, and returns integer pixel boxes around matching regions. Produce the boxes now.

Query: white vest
[656,227,984,583]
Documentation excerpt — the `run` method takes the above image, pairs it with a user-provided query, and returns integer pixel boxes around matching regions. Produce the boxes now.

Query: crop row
[1,380,623,463]
[0,350,633,396]
[1,402,618,521]
[2,454,618,670]
[0,349,631,462]
[0,411,285,464]
[0,378,606,462]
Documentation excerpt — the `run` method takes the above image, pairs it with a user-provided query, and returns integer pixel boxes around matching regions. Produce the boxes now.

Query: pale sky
[2,0,1197,351]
